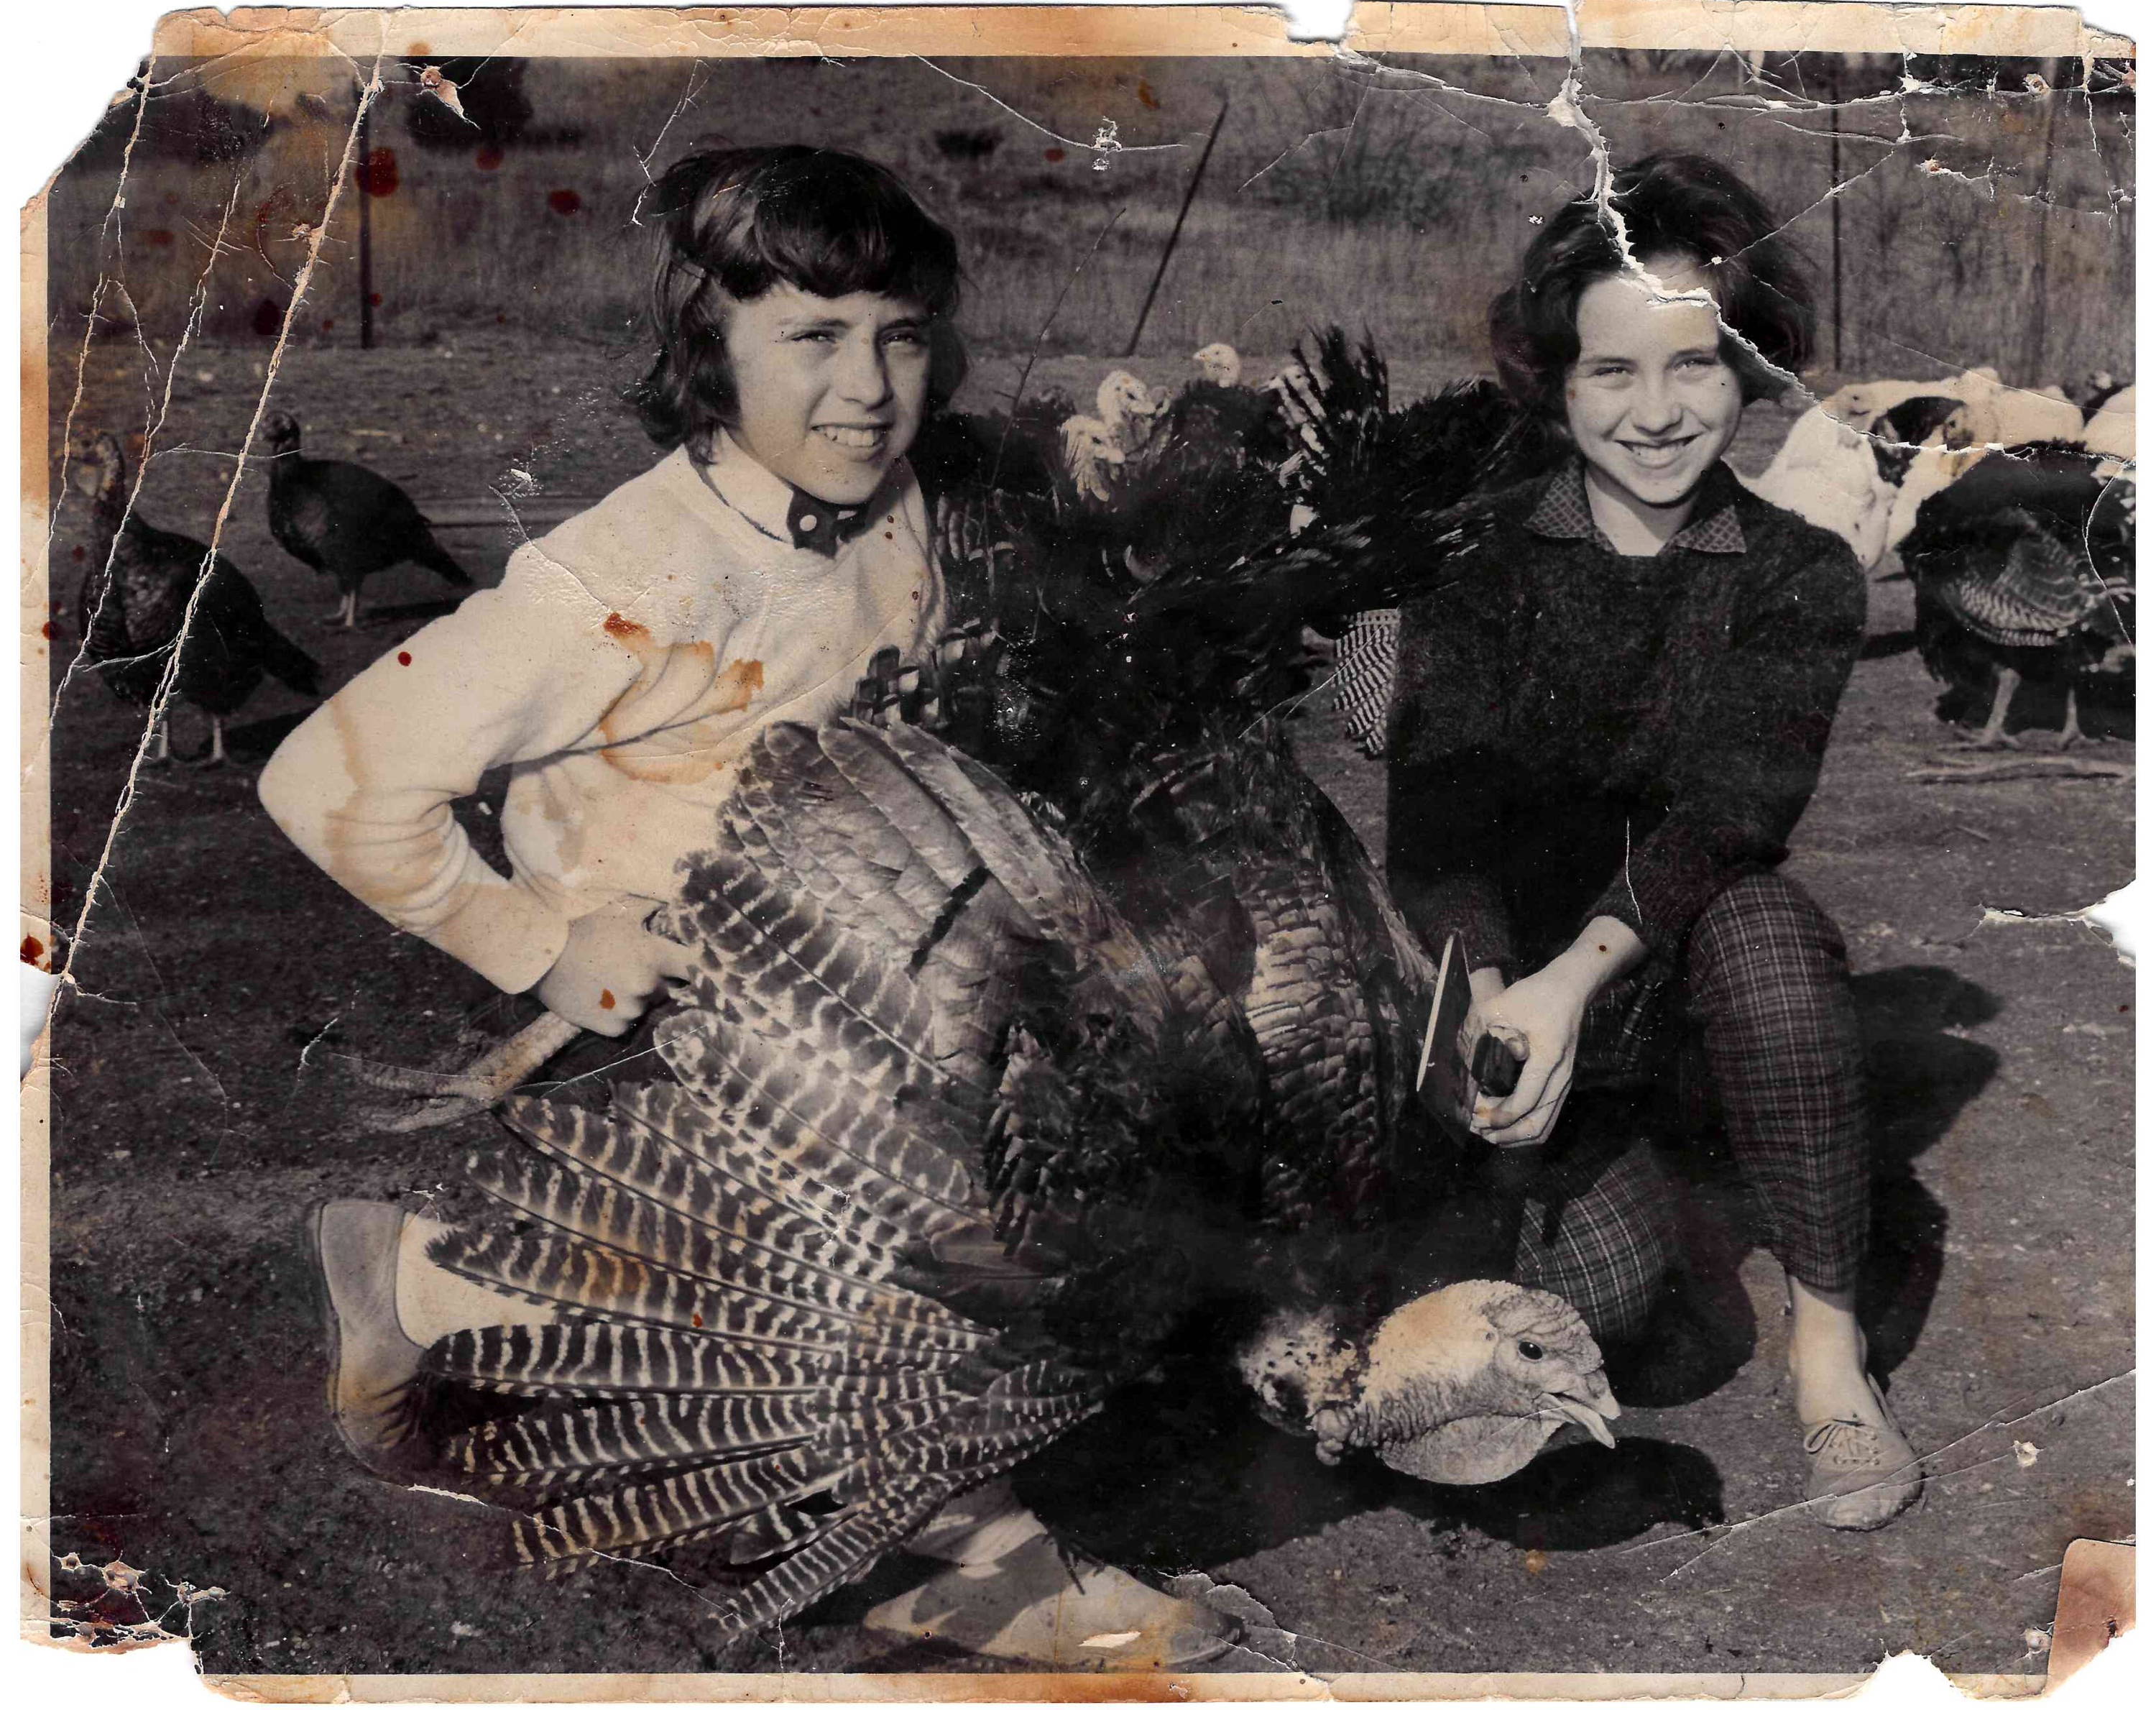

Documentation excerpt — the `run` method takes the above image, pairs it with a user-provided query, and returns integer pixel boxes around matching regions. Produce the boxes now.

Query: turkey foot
[2052,687,2094,749]
[176,716,229,768]
[323,589,361,629]
[331,1011,583,1132]
[1958,664,2020,750]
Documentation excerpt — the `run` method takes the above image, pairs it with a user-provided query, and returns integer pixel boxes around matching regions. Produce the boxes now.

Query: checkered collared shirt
[1521,459,1749,557]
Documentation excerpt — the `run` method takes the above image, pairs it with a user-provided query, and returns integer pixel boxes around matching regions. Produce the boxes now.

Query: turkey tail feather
[418,716,1161,1632]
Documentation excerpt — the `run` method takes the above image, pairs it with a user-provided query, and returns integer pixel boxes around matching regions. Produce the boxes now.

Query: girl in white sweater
[267,144,1227,1668]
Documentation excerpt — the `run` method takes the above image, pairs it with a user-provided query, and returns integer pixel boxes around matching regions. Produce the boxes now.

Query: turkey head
[69,431,126,504]
[1302,1281,1618,1485]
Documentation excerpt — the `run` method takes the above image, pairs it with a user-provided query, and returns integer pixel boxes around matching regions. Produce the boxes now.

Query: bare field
[35,335,2133,1678]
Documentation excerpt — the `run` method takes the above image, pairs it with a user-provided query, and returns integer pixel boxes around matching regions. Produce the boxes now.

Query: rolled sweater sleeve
[1588,536,1866,954]
[258,546,643,994]
[1383,566,1517,973]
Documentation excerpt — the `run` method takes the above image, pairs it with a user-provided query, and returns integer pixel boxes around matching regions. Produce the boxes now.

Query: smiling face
[1564,251,1743,549]
[721,283,932,505]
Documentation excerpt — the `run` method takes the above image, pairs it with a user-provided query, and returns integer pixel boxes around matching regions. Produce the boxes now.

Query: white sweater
[259,436,946,994]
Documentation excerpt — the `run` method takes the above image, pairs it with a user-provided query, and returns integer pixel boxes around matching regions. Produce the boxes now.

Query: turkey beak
[1546,1371,1620,1448]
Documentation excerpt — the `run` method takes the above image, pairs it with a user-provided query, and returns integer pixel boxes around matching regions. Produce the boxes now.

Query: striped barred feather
[605,1082,923,1257]
[513,1445,846,1568]
[457,1148,982,1338]
[452,1394,823,1481]
[429,1323,962,1404]
[499,1095,902,1282]
[718,1504,833,1566]
[421,717,1235,1622]
[696,1486,957,1637]
[1240,858,1383,1224]
[651,1016,987,1238]
[723,726,947,957]
[425,1223,988,1363]
[871,725,1114,950]
[1935,527,2104,646]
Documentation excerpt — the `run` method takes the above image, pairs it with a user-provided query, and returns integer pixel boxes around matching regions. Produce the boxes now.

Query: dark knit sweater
[1385,458,1865,976]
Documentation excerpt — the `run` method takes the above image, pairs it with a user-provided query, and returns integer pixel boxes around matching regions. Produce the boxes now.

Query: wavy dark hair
[1488,152,1815,418]
[629,144,967,460]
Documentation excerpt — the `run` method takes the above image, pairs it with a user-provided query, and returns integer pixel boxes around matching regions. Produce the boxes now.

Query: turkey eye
[1517,1341,1545,1361]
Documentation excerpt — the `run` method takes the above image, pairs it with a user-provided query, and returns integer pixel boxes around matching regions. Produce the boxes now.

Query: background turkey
[70,429,321,765]
[1899,442,2135,748]
[261,410,474,628]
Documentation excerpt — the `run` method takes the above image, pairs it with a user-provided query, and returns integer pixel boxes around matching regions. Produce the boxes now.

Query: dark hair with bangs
[1488,152,1814,418]
[630,144,967,459]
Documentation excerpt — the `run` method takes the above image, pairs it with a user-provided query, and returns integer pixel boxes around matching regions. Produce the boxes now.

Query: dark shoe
[863,1532,1242,1668]
[307,1200,434,1480]
[1802,1373,1924,1531]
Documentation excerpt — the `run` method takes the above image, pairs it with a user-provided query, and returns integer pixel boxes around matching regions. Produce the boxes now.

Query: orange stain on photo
[717,658,765,710]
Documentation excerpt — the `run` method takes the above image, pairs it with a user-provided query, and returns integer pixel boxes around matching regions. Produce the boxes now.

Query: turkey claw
[326,1013,584,1133]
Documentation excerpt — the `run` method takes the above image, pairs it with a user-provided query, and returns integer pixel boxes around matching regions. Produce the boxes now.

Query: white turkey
[1191,341,1242,387]
[1739,392,1970,570]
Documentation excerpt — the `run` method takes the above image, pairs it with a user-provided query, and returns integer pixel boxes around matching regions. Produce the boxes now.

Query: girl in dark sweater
[1387,155,1921,1530]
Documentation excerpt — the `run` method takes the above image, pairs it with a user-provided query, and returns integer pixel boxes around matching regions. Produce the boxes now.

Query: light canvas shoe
[307,1200,433,1480]
[1802,1372,1924,1531]
[864,1531,1241,1669]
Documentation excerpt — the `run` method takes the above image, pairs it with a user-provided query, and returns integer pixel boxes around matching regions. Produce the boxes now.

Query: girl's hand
[1463,916,1645,1146]
[1466,963,1593,1146]
[534,898,698,1036]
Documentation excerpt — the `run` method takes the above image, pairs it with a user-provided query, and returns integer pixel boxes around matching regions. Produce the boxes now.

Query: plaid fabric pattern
[1334,607,1400,755]
[1525,461,1749,554]
[1577,870,1871,1292]
[1507,1126,1674,1344]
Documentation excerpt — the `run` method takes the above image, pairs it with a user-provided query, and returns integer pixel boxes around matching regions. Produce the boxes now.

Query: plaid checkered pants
[1508,871,1870,1340]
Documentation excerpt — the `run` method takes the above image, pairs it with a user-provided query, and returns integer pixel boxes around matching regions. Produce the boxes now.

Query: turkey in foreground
[357,334,1622,1632]
[420,717,1616,1634]
[70,430,321,764]
[1902,441,2135,748]
[261,410,473,628]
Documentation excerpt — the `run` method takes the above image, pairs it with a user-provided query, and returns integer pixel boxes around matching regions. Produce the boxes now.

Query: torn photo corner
[18,0,2137,1700]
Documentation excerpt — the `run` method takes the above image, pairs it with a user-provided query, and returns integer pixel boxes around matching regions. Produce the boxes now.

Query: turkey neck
[82,459,130,566]
[262,443,306,502]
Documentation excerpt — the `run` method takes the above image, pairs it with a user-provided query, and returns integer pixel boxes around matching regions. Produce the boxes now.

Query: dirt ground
[36,336,2134,1681]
